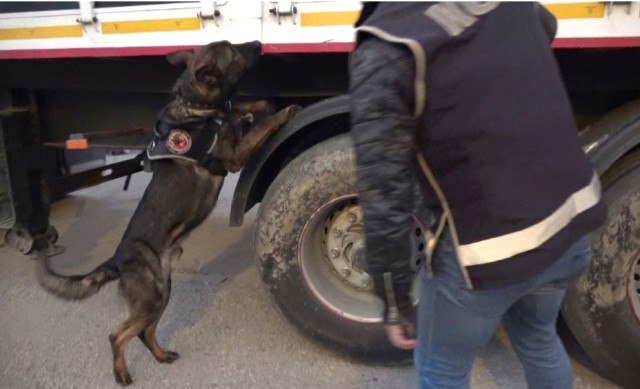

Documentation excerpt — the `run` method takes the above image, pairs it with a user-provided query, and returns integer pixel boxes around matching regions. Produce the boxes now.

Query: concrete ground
[0,171,621,389]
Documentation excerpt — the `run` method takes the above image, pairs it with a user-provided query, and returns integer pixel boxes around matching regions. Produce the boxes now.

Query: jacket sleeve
[349,37,418,320]
[536,2,557,43]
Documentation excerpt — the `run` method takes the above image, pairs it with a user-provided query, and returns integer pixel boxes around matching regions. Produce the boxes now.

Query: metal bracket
[606,1,613,17]
[269,1,297,25]
[48,153,145,200]
[77,0,98,26]
[199,1,222,27]
[606,1,634,16]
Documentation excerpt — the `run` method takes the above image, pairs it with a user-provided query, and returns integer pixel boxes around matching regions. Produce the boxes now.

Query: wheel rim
[629,252,640,321]
[298,194,426,323]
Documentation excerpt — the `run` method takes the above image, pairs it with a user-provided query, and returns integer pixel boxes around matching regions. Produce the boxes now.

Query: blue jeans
[414,233,592,389]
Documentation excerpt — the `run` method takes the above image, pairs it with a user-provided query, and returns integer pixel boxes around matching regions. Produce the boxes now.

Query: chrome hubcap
[298,195,426,323]
[322,204,373,291]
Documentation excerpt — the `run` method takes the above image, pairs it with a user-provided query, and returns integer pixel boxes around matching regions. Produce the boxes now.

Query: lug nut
[330,248,340,259]
[333,228,343,238]
[341,268,351,278]
[347,213,357,223]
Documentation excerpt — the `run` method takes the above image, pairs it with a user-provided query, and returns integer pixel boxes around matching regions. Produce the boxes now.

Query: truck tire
[563,150,640,389]
[254,134,425,362]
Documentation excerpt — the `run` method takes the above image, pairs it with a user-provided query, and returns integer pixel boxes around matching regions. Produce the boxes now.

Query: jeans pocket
[569,238,593,273]
[537,238,593,292]
[568,247,592,281]
[438,277,517,316]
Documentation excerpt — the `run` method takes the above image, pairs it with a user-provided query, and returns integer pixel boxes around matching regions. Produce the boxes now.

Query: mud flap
[0,119,15,229]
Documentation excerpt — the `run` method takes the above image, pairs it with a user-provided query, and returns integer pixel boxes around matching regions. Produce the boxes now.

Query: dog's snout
[237,40,262,65]
[248,40,262,53]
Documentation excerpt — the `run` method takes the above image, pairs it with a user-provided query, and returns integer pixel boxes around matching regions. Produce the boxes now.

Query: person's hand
[385,296,417,349]
[386,323,417,350]
[372,272,418,349]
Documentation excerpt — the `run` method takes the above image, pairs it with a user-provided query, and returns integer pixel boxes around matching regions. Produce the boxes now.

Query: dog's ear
[166,246,183,263]
[166,49,194,66]
[191,59,220,88]
[185,40,261,90]
[186,42,228,87]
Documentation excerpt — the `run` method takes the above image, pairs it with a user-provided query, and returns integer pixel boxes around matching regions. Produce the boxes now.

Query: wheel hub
[322,205,373,291]
[298,194,428,323]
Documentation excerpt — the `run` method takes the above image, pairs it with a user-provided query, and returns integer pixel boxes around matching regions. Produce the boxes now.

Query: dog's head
[167,40,261,108]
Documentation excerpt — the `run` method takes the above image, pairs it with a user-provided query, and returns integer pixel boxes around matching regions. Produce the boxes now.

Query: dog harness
[146,117,228,176]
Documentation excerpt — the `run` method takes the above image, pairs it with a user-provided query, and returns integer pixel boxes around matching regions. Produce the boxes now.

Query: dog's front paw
[160,351,180,364]
[114,369,133,386]
[286,104,302,118]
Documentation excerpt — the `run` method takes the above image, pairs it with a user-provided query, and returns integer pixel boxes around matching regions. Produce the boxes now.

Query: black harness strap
[146,118,228,176]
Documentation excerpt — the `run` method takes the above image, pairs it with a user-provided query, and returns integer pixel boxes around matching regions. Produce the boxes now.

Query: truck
[1,2,639,387]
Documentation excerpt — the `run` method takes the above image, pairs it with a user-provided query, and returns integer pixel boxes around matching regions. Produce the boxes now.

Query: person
[349,3,606,389]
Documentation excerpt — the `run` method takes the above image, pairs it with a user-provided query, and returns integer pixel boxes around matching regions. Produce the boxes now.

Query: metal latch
[605,1,634,16]
[269,1,297,25]
[77,0,97,25]
[199,1,222,27]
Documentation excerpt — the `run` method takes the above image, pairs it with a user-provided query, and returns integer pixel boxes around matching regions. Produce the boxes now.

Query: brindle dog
[34,41,298,386]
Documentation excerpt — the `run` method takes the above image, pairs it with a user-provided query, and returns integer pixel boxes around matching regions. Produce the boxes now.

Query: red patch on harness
[166,130,192,154]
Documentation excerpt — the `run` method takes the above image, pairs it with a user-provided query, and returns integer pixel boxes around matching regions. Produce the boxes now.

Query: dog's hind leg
[138,277,179,363]
[139,319,179,363]
[109,317,147,386]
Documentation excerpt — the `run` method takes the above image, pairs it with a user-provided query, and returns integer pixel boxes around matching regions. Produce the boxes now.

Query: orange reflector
[543,2,605,19]
[66,139,88,150]
[101,18,200,34]
[300,11,361,26]
[0,25,82,40]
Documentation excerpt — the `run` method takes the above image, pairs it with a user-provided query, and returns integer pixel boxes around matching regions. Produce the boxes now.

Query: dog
[33,41,299,386]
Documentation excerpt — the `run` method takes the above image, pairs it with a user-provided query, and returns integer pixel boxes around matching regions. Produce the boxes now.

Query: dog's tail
[35,253,119,301]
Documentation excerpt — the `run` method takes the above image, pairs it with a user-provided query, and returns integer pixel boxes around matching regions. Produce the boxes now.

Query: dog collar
[177,96,232,112]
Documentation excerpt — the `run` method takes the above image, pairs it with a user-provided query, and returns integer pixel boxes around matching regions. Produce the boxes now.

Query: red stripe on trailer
[1,38,640,60]
[0,45,201,59]
[0,42,355,60]
[552,37,640,48]
[261,42,354,53]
